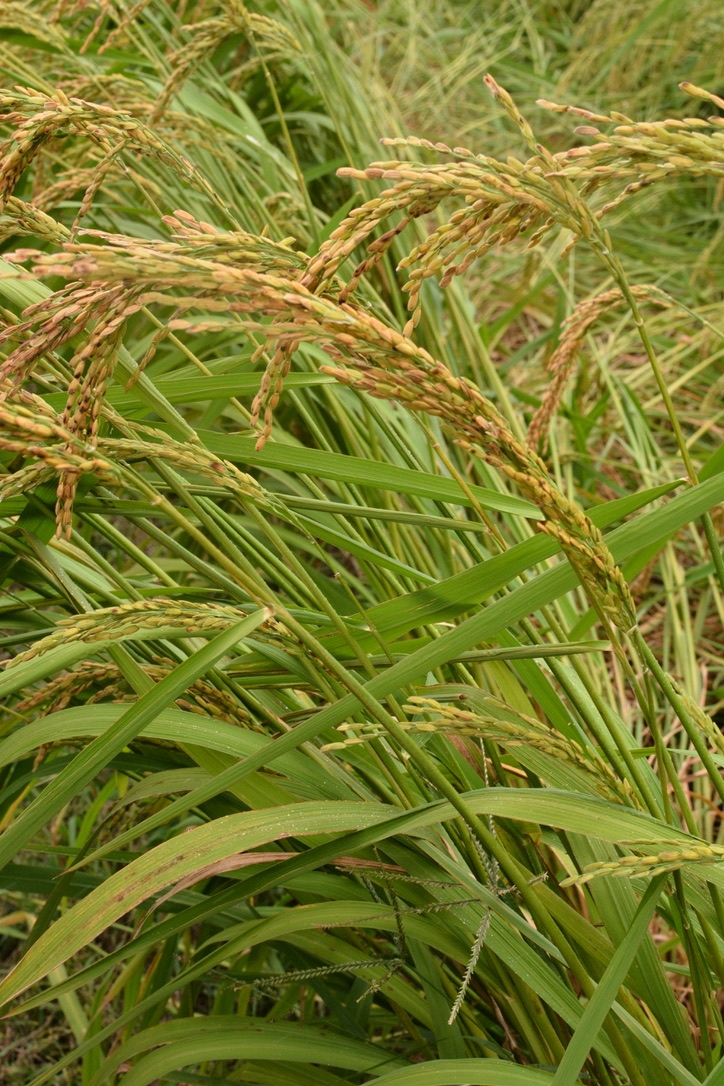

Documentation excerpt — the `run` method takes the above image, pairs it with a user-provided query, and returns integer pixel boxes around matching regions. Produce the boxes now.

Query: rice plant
[0,2,723,1084]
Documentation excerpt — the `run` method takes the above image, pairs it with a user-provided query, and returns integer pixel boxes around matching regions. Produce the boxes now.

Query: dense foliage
[0,1,723,1084]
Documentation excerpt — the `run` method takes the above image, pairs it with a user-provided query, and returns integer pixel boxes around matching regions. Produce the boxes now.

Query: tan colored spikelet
[0,400,118,501]
[13,658,252,727]
[0,291,135,530]
[323,355,634,629]
[0,396,269,537]
[543,87,724,201]
[0,222,294,535]
[93,0,154,53]
[98,432,266,503]
[55,292,142,536]
[151,1,302,122]
[409,694,638,806]
[55,73,150,113]
[9,222,306,290]
[0,450,119,505]
[0,87,225,214]
[0,197,71,245]
[665,675,724,757]
[561,841,724,886]
[528,284,671,451]
[325,693,637,807]
[71,143,125,237]
[5,598,262,670]
[0,1,68,50]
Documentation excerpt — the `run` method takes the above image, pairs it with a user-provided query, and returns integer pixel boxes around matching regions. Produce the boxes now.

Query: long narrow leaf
[0,611,270,874]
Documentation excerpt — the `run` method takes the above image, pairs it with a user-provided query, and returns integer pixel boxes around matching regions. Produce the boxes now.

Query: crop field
[0,1,723,1083]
